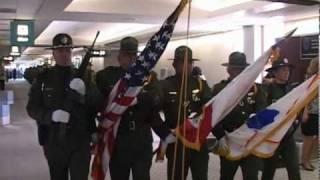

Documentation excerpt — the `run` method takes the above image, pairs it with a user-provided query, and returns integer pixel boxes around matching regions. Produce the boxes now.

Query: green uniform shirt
[159,75,212,129]
[263,82,298,105]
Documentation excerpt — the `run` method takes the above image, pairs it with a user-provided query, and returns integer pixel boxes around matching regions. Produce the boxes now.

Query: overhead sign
[301,35,318,60]
[10,20,34,46]
[9,46,21,56]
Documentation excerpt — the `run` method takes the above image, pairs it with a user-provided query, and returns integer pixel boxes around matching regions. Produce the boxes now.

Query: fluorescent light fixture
[193,0,253,12]
[92,51,100,55]
[231,10,246,18]
[91,50,107,57]
[3,56,13,61]
[99,50,106,56]
[255,3,286,13]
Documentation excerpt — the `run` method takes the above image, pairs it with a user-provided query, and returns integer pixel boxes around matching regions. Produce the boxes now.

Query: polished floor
[0,80,318,180]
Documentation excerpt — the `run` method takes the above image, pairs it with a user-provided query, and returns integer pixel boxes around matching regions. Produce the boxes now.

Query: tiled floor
[0,80,318,180]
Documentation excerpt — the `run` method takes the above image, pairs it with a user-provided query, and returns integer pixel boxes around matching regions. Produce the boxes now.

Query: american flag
[91,4,183,180]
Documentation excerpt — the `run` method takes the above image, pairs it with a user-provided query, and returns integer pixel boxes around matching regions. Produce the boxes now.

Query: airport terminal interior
[0,0,319,180]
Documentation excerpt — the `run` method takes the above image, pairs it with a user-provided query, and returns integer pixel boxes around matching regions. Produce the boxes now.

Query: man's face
[173,60,193,75]
[227,66,245,79]
[53,48,72,66]
[118,51,137,70]
[273,66,290,83]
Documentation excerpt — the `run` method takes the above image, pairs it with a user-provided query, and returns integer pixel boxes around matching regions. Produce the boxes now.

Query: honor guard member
[26,33,101,180]
[95,37,171,180]
[211,52,267,180]
[95,1,190,179]
[261,58,301,180]
[159,46,212,180]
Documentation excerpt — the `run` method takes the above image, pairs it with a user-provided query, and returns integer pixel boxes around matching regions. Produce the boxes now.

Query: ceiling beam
[34,0,73,37]
[58,12,165,24]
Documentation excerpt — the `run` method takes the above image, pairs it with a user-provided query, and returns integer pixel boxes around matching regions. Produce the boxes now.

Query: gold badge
[61,36,68,45]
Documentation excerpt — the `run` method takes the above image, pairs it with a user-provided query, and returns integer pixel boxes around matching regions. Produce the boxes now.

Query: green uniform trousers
[109,130,153,180]
[219,155,260,180]
[43,141,91,180]
[166,141,209,180]
[262,136,301,180]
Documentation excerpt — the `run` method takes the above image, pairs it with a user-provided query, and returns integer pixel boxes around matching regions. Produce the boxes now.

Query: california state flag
[224,74,319,160]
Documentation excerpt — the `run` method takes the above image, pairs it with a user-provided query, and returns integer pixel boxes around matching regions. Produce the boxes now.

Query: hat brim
[45,45,75,50]
[221,63,250,67]
[168,58,200,61]
[265,64,294,72]
[120,49,141,53]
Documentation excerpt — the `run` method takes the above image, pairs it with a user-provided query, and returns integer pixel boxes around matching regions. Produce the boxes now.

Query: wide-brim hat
[266,57,294,72]
[46,33,74,50]
[120,36,139,53]
[168,45,200,62]
[222,51,250,68]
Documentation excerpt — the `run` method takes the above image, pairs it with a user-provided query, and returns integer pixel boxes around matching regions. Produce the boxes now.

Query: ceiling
[0,0,318,59]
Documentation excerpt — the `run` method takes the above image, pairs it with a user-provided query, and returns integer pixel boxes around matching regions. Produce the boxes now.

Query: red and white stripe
[99,79,142,172]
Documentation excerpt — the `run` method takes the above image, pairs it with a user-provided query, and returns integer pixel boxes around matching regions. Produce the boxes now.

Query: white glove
[160,133,176,154]
[52,110,70,123]
[156,133,176,163]
[164,133,176,144]
[69,78,86,96]
[91,132,99,144]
